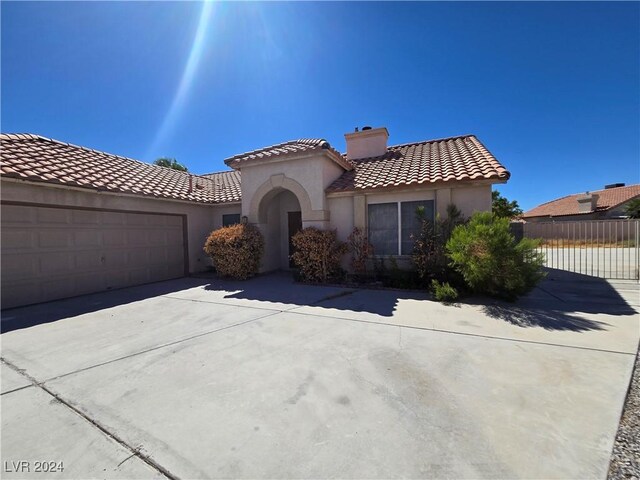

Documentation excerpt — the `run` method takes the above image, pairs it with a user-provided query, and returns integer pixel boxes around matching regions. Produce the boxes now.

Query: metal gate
[523,219,640,280]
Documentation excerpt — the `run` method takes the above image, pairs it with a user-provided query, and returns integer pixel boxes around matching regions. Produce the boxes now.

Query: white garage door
[1,204,186,309]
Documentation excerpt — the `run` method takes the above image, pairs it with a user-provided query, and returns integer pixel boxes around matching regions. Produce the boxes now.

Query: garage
[1,203,186,309]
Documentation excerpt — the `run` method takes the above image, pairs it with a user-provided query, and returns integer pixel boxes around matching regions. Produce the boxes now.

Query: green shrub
[347,227,374,274]
[625,198,640,219]
[291,228,348,283]
[430,279,459,303]
[446,211,545,300]
[203,223,264,280]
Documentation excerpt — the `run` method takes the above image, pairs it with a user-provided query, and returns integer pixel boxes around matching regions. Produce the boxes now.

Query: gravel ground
[608,350,640,479]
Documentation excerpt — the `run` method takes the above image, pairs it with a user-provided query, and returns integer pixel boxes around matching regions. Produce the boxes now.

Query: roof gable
[224,138,352,171]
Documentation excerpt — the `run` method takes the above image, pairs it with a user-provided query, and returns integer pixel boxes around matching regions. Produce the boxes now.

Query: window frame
[367,199,436,257]
[222,213,241,227]
[367,202,399,256]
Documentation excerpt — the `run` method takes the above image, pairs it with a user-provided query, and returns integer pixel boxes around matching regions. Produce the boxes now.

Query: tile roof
[523,184,640,218]
[1,132,510,205]
[200,170,242,203]
[224,138,352,170]
[0,133,241,204]
[326,135,509,193]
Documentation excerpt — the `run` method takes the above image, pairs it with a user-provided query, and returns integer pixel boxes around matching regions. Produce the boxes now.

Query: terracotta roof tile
[224,138,352,170]
[326,135,509,193]
[200,170,243,204]
[1,132,510,204]
[0,133,241,204]
[523,184,640,218]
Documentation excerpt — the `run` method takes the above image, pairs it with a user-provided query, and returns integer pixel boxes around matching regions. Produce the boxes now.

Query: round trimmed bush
[291,227,348,283]
[446,211,545,300]
[203,224,264,280]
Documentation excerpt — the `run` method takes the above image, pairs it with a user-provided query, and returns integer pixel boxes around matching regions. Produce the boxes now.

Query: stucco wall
[328,196,354,241]
[451,185,492,218]
[1,180,239,274]
[365,189,437,206]
[328,183,492,267]
[3,175,496,278]
[240,153,344,224]
[209,205,243,230]
[341,183,492,232]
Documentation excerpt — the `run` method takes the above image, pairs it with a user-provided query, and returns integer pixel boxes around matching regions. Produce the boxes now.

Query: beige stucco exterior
[240,152,343,228]
[1,173,493,280]
[1,179,241,275]
[344,127,389,161]
[1,136,501,307]
[232,146,496,272]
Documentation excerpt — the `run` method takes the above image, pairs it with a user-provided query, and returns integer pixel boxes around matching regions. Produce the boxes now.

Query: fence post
[635,220,640,283]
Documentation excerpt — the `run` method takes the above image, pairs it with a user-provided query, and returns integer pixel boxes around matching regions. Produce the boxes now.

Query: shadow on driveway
[480,305,610,332]
[1,277,212,333]
[476,268,638,332]
[201,272,426,317]
[3,268,637,335]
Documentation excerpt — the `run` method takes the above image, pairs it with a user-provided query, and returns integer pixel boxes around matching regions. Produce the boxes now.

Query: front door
[288,211,302,268]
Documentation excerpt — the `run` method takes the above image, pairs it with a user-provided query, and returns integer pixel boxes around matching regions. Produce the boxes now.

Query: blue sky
[2,1,638,211]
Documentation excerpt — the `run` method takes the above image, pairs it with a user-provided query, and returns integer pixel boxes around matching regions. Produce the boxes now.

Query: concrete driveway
[1,270,639,479]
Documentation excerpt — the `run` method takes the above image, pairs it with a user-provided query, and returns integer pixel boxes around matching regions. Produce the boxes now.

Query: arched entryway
[257,188,302,271]
[247,174,330,272]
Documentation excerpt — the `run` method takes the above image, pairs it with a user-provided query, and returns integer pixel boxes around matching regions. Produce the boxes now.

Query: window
[401,201,434,255]
[368,200,435,256]
[222,214,241,227]
[368,203,398,255]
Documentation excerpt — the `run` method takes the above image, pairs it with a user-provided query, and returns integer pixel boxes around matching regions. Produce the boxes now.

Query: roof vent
[604,183,625,189]
[362,126,372,131]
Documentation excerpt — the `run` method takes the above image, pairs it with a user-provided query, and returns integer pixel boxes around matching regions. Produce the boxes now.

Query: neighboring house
[0,127,509,308]
[523,184,640,222]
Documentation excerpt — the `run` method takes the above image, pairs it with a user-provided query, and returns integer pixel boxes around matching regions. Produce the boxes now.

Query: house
[0,127,509,308]
[522,184,640,222]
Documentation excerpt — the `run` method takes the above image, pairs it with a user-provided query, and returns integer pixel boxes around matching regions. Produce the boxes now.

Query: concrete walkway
[1,271,638,479]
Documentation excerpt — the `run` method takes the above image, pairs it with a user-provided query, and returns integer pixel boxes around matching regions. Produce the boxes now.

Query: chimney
[577,192,599,213]
[344,126,389,161]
